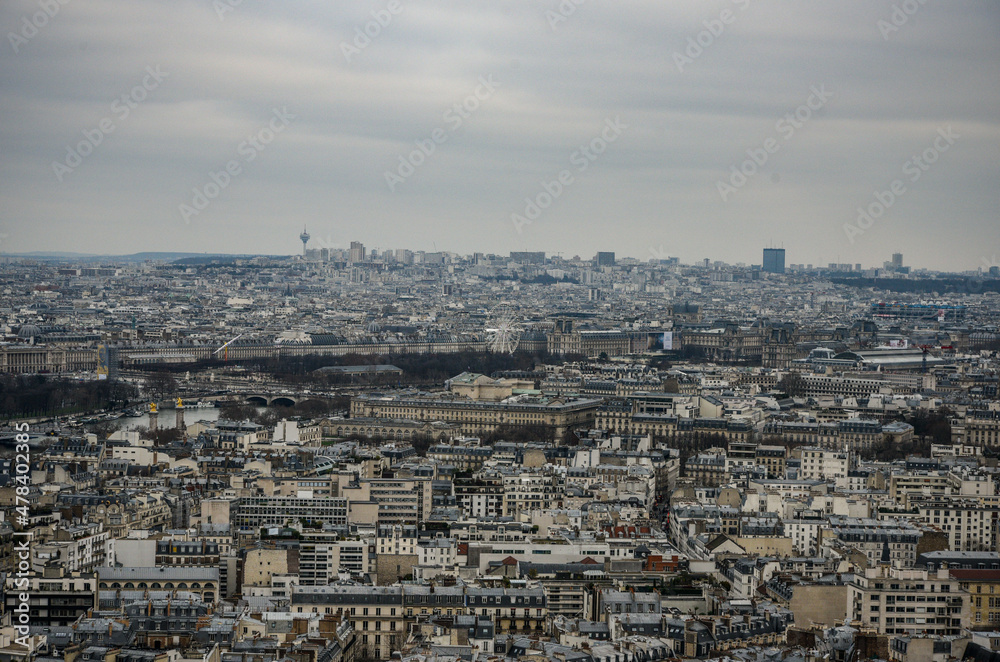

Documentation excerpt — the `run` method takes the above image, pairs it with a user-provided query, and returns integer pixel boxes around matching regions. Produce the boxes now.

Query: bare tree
[777,372,805,397]
[144,371,178,400]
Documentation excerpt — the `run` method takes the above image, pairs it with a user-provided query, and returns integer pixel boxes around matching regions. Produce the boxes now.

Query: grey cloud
[1,0,997,269]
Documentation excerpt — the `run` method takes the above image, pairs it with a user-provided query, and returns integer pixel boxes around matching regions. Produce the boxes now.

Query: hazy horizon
[2,1,998,271]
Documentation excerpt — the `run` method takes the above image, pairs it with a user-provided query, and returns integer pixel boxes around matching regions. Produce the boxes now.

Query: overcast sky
[1,0,998,270]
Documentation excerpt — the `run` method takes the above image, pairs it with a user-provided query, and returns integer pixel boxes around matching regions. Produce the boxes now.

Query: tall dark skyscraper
[762,248,785,274]
[595,251,616,267]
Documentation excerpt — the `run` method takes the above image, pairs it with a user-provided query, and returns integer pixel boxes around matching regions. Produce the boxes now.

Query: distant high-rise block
[595,251,616,267]
[762,248,785,274]
[892,253,903,269]
[349,241,365,263]
[510,251,545,264]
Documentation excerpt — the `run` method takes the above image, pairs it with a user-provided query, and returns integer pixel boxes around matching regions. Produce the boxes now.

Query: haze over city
[2,0,999,269]
[7,2,1000,659]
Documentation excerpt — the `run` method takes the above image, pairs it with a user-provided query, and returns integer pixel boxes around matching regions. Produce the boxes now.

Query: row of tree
[0,374,138,419]
[215,398,350,428]
[240,350,584,385]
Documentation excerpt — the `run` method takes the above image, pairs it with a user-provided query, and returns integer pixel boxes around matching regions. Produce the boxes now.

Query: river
[113,405,269,431]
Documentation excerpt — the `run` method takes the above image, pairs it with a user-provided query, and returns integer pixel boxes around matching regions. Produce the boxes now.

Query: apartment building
[3,568,96,626]
[417,537,458,570]
[849,566,967,637]
[783,517,826,556]
[951,569,1000,627]
[447,520,533,544]
[600,409,753,443]
[799,447,851,482]
[454,476,504,518]
[890,470,996,505]
[292,585,405,660]
[890,473,955,503]
[427,444,495,471]
[299,530,369,584]
[231,496,349,528]
[828,516,921,568]
[472,540,614,573]
[97,567,220,604]
[243,547,299,589]
[342,478,433,525]
[962,410,1000,447]
[536,579,591,619]
[213,420,267,449]
[258,476,337,498]
[465,587,547,633]
[377,524,418,556]
[597,589,660,616]
[31,522,110,573]
[763,419,906,453]
[502,472,564,517]
[911,498,1000,552]
[798,375,909,398]
[684,453,728,487]
[154,540,220,567]
[726,441,759,473]
[917,551,1000,571]
[756,445,788,478]
[291,585,547,659]
[60,491,173,538]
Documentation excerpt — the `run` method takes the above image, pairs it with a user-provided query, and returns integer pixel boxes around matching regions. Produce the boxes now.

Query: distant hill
[3,251,291,264]
[9,251,98,258]
[172,254,292,265]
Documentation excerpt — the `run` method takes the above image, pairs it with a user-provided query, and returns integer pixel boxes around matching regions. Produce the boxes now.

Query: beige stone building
[244,548,299,588]
[961,409,1000,447]
[447,372,535,401]
[0,344,96,373]
[350,392,601,438]
[764,578,849,628]
[340,478,433,525]
[849,566,969,637]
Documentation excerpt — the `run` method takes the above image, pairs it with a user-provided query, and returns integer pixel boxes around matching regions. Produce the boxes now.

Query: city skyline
[2,2,998,271]
[0,236,985,275]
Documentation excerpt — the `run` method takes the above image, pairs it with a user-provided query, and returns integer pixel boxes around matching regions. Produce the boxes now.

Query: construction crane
[214,334,244,361]
[916,344,933,373]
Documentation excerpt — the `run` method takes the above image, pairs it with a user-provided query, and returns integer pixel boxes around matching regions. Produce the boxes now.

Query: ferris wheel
[485,304,523,354]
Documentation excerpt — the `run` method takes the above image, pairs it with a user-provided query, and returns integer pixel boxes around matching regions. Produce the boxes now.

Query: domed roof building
[17,323,42,341]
